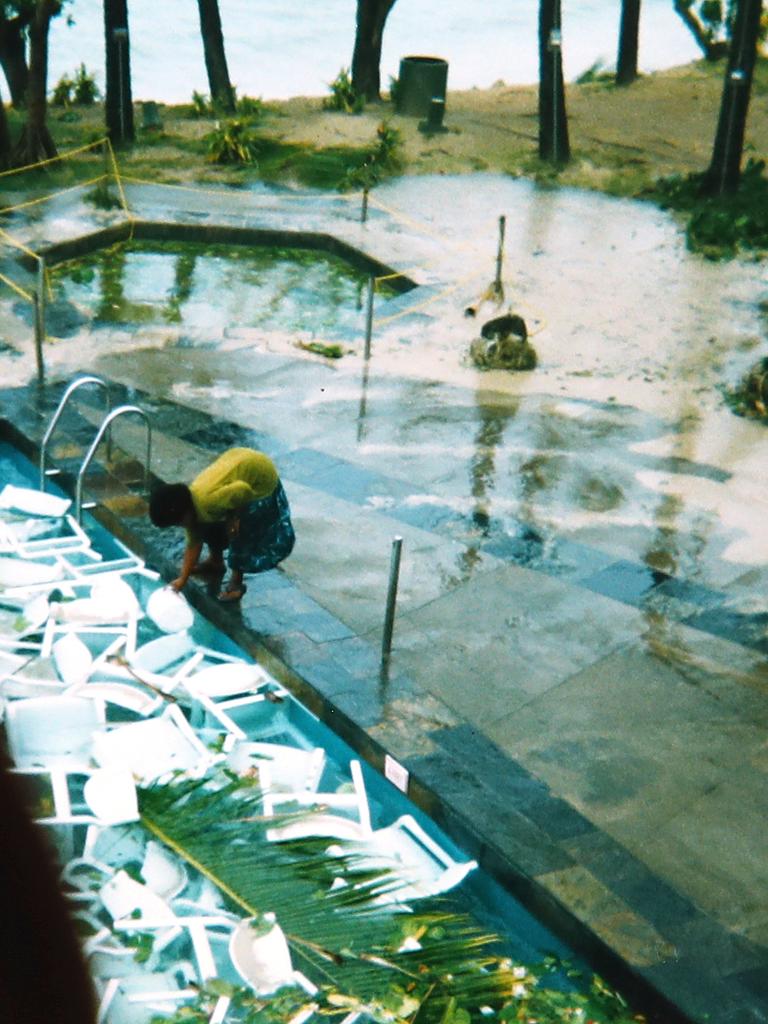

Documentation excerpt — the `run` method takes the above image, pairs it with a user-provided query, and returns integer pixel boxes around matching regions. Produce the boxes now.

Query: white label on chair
[384,754,409,794]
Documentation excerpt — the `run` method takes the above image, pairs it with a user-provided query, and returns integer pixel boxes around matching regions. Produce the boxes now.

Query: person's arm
[171,539,203,591]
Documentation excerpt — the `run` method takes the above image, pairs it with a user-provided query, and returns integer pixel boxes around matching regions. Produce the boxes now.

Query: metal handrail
[75,404,152,525]
[39,376,110,491]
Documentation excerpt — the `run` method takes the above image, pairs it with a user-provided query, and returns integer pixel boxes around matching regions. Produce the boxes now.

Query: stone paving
[1,177,767,1024]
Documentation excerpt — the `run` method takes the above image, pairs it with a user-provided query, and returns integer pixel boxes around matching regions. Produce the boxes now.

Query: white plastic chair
[228,913,294,994]
[227,740,326,794]
[91,703,215,783]
[265,759,372,842]
[4,694,105,769]
[182,658,275,739]
[127,631,200,693]
[328,813,478,904]
[11,766,139,827]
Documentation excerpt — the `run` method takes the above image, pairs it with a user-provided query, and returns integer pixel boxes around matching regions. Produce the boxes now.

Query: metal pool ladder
[75,405,152,524]
[39,375,111,490]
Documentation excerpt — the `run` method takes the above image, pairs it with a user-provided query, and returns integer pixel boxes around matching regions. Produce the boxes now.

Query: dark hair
[148,483,194,527]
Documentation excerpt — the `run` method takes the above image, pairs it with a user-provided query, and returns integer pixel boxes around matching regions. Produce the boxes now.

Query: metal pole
[549,26,562,162]
[364,275,375,360]
[721,68,746,194]
[34,257,45,385]
[361,187,369,223]
[113,27,128,143]
[381,535,403,662]
[494,215,506,293]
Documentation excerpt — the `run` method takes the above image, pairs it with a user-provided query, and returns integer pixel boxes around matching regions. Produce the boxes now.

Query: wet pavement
[1,173,767,1023]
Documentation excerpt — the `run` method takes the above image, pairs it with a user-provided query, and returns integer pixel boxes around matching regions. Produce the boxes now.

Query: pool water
[0,439,631,1023]
[49,241,390,338]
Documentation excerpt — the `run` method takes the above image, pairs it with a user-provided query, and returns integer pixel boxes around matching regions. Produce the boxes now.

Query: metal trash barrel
[396,55,448,118]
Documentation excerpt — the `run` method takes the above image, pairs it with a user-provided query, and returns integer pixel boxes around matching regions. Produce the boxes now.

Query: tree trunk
[0,83,12,168]
[104,0,134,145]
[0,11,32,108]
[538,0,570,163]
[616,0,641,85]
[196,0,235,112]
[703,0,763,194]
[13,0,58,166]
[351,0,397,101]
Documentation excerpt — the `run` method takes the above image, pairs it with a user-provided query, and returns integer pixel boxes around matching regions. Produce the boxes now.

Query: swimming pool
[0,439,640,1024]
[46,238,400,340]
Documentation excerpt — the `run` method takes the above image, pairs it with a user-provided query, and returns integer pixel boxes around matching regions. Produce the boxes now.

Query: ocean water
[48,0,701,104]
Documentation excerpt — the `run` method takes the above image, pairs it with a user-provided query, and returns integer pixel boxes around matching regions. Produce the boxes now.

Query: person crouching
[149,446,295,603]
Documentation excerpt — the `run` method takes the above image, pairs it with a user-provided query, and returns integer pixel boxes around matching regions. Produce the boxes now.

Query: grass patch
[0,102,400,195]
[649,157,768,258]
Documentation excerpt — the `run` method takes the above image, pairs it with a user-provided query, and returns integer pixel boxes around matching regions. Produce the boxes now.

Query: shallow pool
[49,241,392,338]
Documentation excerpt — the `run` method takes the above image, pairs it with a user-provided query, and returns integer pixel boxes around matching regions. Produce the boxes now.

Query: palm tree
[0,82,11,166]
[351,0,398,101]
[104,0,134,145]
[196,0,235,113]
[703,0,763,193]
[0,2,33,108]
[616,0,641,85]
[538,0,570,163]
[13,0,59,165]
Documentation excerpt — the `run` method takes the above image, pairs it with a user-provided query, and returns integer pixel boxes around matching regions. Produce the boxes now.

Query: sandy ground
[266,61,767,189]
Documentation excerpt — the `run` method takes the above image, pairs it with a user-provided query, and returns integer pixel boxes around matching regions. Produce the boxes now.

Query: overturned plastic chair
[11,766,139,827]
[226,739,326,794]
[4,694,106,769]
[91,703,215,783]
[327,813,478,905]
[265,759,372,842]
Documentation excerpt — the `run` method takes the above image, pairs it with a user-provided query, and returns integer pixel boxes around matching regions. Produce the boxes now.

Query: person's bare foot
[191,558,225,578]
[218,571,245,602]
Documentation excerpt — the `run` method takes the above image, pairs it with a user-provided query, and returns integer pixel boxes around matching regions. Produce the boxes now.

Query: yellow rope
[0,137,107,180]
[526,318,548,337]
[374,271,410,286]
[373,268,488,328]
[367,193,483,259]
[0,225,41,260]
[0,174,110,215]
[104,137,132,228]
[0,270,33,302]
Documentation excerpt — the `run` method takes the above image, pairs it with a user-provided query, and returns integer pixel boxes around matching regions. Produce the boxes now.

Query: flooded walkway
[1,172,767,1022]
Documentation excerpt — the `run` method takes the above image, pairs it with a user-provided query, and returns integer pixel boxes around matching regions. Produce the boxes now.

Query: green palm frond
[140,771,644,1024]
[140,772,526,1020]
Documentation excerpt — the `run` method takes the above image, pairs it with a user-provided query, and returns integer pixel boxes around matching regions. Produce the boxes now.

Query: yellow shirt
[188,448,278,539]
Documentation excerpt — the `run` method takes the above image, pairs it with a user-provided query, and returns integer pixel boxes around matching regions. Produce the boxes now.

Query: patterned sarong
[200,481,295,574]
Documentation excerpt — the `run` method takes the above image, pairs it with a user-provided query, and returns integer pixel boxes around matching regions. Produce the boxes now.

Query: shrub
[235,92,264,121]
[575,60,613,85]
[652,158,768,258]
[374,121,402,169]
[205,119,262,164]
[51,73,74,107]
[52,65,99,107]
[339,120,402,190]
[388,74,400,107]
[191,90,213,117]
[323,67,365,114]
[73,64,100,105]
